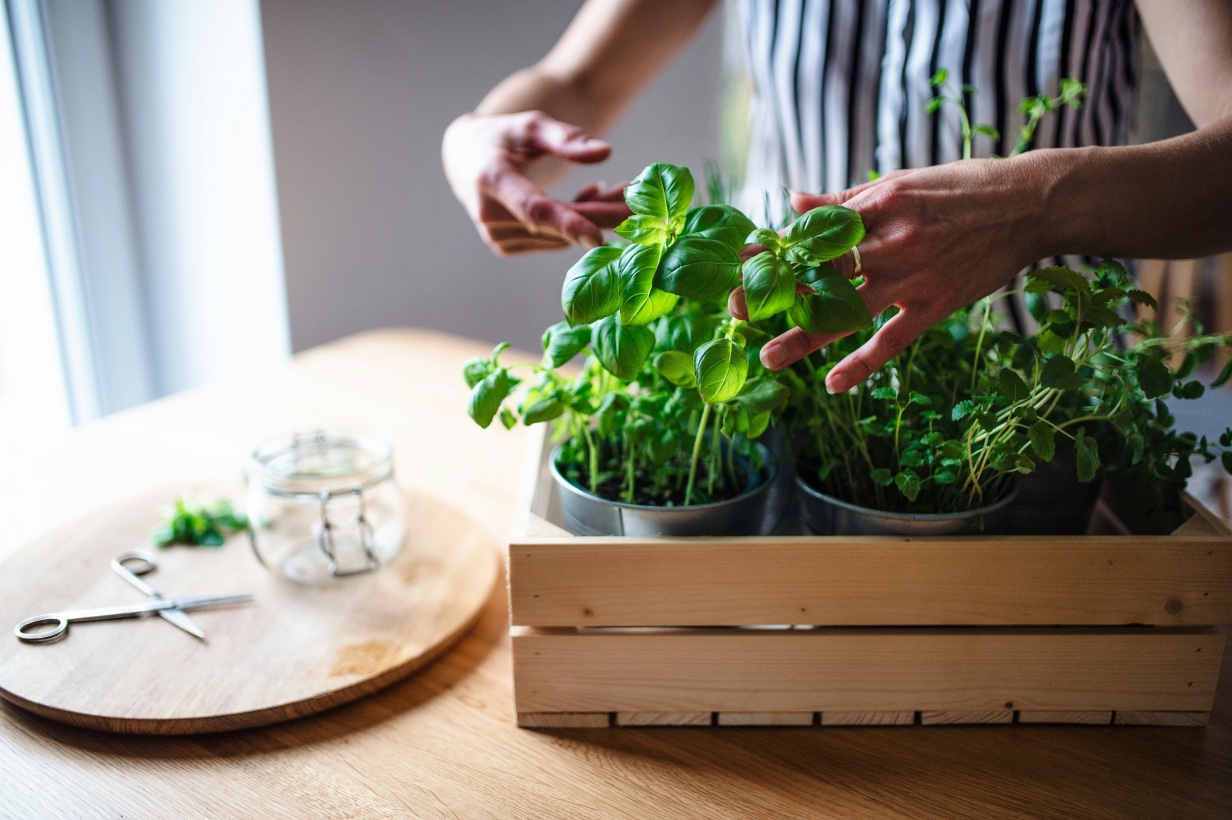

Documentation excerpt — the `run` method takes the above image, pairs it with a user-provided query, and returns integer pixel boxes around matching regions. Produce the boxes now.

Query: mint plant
[464,162,868,507]
[793,74,1229,517]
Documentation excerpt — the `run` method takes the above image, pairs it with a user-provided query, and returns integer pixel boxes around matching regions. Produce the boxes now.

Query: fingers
[825,305,940,394]
[521,112,611,163]
[573,181,627,202]
[480,222,570,256]
[728,287,748,320]
[484,166,604,248]
[789,169,911,212]
[760,327,849,370]
[570,200,632,228]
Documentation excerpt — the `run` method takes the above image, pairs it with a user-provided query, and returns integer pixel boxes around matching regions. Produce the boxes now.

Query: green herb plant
[464,162,869,507]
[151,497,248,547]
[794,73,1231,516]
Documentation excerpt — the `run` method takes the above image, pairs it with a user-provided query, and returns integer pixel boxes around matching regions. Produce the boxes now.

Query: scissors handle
[15,600,168,644]
[111,550,162,598]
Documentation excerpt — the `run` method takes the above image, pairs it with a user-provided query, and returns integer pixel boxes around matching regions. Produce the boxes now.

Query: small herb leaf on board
[694,338,749,403]
[152,498,247,548]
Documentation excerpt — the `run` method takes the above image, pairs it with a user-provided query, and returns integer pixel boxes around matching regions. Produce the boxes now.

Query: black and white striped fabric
[733,0,1141,224]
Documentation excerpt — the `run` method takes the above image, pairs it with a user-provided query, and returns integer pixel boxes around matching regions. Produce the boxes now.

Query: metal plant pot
[795,474,1019,536]
[1004,447,1103,535]
[550,443,778,537]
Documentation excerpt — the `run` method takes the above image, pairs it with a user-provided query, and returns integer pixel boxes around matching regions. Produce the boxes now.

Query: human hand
[442,110,632,256]
[730,159,1049,392]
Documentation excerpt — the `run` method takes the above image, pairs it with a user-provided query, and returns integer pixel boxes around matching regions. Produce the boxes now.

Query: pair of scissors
[14,550,252,644]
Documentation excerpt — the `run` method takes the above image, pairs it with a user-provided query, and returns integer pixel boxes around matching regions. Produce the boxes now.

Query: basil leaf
[541,322,591,368]
[468,369,516,429]
[562,245,622,326]
[732,378,789,414]
[614,214,669,246]
[655,236,742,301]
[521,397,565,425]
[748,410,771,438]
[746,228,785,254]
[1028,421,1056,462]
[788,268,872,333]
[625,162,694,222]
[782,206,865,264]
[617,243,676,326]
[462,356,495,388]
[694,338,749,403]
[591,315,654,381]
[653,350,696,388]
[681,205,756,251]
[1135,356,1172,399]
[741,253,796,321]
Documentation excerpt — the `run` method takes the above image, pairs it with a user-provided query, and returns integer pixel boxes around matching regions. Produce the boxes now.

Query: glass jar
[246,429,405,584]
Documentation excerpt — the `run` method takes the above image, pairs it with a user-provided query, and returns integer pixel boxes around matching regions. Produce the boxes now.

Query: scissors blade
[157,606,206,640]
[172,594,254,611]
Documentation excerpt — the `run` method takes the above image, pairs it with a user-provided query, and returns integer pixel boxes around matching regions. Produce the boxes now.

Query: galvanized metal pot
[795,474,1019,536]
[550,443,778,537]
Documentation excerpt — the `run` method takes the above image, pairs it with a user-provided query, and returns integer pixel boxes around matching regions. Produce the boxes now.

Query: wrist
[1007,147,1101,262]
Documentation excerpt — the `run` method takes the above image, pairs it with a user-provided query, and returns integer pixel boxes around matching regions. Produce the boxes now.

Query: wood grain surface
[0,486,498,733]
[2,329,1231,819]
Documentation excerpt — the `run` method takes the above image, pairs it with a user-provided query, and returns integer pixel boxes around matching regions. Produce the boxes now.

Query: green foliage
[151,497,247,548]
[791,258,1232,514]
[461,161,864,507]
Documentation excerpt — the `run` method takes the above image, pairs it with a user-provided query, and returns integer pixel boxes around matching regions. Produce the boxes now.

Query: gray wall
[261,0,724,354]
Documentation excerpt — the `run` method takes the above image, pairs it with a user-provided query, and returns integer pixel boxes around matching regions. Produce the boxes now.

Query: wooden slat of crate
[512,628,1224,715]
[615,712,711,726]
[1114,711,1210,726]
[821,711,914,726]
[921,710,1014,725]
[517,712,610,728]
[717,712,815,726]
[1017,711,1113,724]
[509,537,1232,628]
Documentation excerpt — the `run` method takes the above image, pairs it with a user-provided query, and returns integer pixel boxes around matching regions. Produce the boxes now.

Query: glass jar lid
[248,429,394,499]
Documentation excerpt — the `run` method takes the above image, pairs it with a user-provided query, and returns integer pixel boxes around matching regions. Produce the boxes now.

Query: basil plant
[464,162,868,507]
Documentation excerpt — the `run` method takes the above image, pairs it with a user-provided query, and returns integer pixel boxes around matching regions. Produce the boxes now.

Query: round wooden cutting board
[0,486,499,734]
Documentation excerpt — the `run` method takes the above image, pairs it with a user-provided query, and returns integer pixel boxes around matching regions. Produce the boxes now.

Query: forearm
[1032,116,1232,261]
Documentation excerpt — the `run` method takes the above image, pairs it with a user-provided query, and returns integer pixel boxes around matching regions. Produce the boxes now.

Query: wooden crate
[509,427,1232,728]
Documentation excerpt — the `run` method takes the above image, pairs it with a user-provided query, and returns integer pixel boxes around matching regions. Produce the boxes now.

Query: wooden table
[2,329,1229,819]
